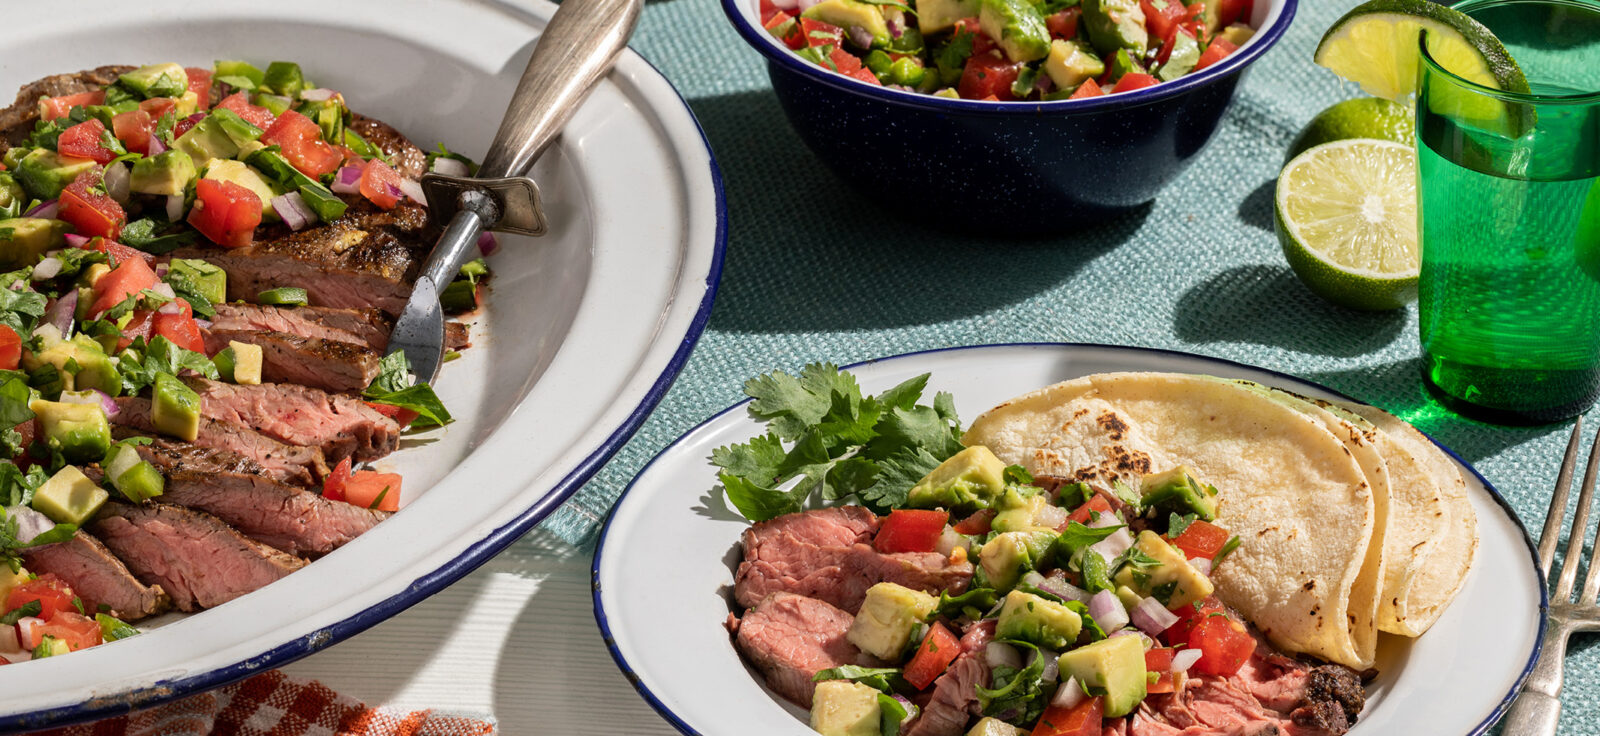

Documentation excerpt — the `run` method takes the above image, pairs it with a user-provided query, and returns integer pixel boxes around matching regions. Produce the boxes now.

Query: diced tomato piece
[88,255,159,318]
[952,508,996,535]
[1046,7,1081,39]
[1169,519,1230,561]
[903,622,961,689]
[59,169,126,241]
[958,51,1021,100]
[1164,595,1226,647]
[173,114,202,139]
[849,67,882,85]
[1220,0,1252,28]
[1145,647,1176,672]
[358,159,404,210]
[323,457,353,502]
[188,178,263,248]
[1032,697,1103,736]
[1142,0,1188,41]
[39,91,104,122]
[344,471,402,511]
[1113,73,1159,93]
[36,612,102,652]
[1148,672,1176,694]
[6,575,77,622]
[1186,612,1255,676]
[875,509,949,554]
[153,312,205,353]
[186,67,214,108]
[85,237,156,269]
[365,401,421,428]
[1195,37,1238,71]
[953,17,997,56]
[830,47,866,76]
[260,109,343,179]
[57,119,118,164]
[764,10,805,49]
[1068,78,1104,99]
[215,91,275,130]
[111,109,155,155]
[759,0,781,23]
[1066,494,1113,525]
[138,97,177,121]
[116,310,154,352]
[799,17,844,49]
[0,325,19,371]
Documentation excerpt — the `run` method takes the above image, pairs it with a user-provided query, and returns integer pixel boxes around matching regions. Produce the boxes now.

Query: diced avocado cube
[262,61,306,97]
[0,218,69,269]
[213,60,266,90]
[79,264,110,289]
[917,0,980,33]
[32,635,71,658]
[173,90,201,117]
[254,93,293,117]
[967,717,1026,736]
[1139,466,1218,520]
[1082,0,1148,57]
[992,488,1053,534]
[1196,0,1223,33]
[166,258,227,305]
[1044,40,1106,91]
[1115,584,1143,611]
[118,63,189,99]
[1057,634,1147,717]
[14,149,97,201]
[996,590,1083,649]
[30,398,112,464]
[1112,530,1214,609]
[0,564,29,604]
[0,172,24,219]
[31,465,108,526]
[1221,22,1255,46]
[1156,29,1201,81]
[130,150,197,197]
[979,0,1051,63]
[96,612,140,641]
[152,372,201,442]
[228,341,263,385]
[206,108,265,148]
[27,335,119,396]
[846,582,938,660]
[908,445,1008,513]
[810,680,882,736]
[802,0,892,48]
[977,530,1056,592]
[174,115,241,167]
[204,160,280,219]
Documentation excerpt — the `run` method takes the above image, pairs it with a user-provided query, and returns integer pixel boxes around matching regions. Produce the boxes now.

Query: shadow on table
[1237,179,1274,231]
[688,90,1150,334]
[1173,264,1406,358]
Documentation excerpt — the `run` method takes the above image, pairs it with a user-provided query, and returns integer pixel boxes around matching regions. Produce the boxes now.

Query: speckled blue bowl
[723,0,1297,234]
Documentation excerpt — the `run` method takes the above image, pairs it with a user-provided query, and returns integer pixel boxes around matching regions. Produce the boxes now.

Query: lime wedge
[1315,0,1529,101]
[1275,139,1420,311]
[1286,97,1416,163]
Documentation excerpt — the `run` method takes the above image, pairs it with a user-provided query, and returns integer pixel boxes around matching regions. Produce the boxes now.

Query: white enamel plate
[0,0,724,728]
[595,344,1544,736]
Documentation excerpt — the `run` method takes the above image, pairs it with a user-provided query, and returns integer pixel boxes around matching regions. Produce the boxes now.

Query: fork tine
[1556,423,1597,602]
[1577,430,1600,604]
[1540,419,1584,577]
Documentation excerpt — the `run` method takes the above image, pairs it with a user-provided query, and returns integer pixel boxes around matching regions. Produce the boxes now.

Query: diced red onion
[57,390,99,407]
[148,135,166,156]
[430,157,469,177]
[1088,527,1133,565]
[1050,677,1086,709]
[24,200,58,219]
[477,231,499,257]
[106,161,131,204]
[194,318,211,330]
[796,0,823,11]
[157,300,185,315]
[332,166,364,194]
[1036,648,1059,682]
[985,641,1022,670]
[166,194,185,222]
[1191,557,1213,576]
[63,233,90,249]
[300,88,337,102]
[0,650,31,664]
[397,178,426,205]
[271,191,316,232]
[847,25,874,48]
[1034,574,1090,604]
[1087,509,1121,528]
[1172,648,1203,672]
[150,282,176,300]
[887,15,905,38]
[769,0,798,9]
[185,113,206,125]
[935,525,970,557]
[7,506,54,545]
[1088,590,1129,632]
[44,290,76,335]
[1131,596,1181,636]
[154,262,169,278]
[890,694,919,728]
[31,257,62,281]
[96,389,119,419]
[1033,503,1068,530]
[14,617,44,649]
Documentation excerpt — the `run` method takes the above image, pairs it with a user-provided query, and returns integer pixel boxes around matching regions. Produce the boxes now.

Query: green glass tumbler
[1416,0,1600,424]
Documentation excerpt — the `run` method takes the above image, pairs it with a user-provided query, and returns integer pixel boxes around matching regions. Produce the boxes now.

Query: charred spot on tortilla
[1304,580,1315,591]
[1096,411,1130,439]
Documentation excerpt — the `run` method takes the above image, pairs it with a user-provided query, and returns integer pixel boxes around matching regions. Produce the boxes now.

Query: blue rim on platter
[591,342,1547,736]
[0,56,728,734]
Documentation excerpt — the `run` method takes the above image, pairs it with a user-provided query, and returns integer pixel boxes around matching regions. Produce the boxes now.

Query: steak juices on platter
[0,60,485,661]
[716,369,1476,736]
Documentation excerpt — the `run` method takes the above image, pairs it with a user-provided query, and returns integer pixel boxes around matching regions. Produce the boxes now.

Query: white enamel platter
[595,344,1545,736]
[0,0,725,729]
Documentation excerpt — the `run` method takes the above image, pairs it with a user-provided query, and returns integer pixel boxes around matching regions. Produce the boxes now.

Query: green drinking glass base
[1421,356,1599,425]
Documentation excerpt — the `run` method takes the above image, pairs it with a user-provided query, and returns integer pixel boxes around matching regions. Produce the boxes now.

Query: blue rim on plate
[719,0,1299,115]
[591,342,1548,736]
[0,56,729,734]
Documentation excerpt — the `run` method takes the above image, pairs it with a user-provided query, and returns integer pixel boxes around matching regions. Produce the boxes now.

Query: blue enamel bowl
[722,0,1298,234]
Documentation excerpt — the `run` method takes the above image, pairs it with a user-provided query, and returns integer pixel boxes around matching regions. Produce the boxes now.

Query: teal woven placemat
[534,0,1596,730]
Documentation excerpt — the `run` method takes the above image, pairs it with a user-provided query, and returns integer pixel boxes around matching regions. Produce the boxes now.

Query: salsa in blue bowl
[722,0,1297,234]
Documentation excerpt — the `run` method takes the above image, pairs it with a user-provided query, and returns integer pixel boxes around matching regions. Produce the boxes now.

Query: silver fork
[1504,418,1600,736]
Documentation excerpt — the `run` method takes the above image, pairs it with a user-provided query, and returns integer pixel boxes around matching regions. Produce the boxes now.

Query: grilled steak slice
[90,502,306,611]
[0,66,133,154]
[182,377,399,463]
[446,321,470,351]
[114,428,273,477]
[729,593,865,709]
[113,397,326,486]
[161,470,388,556]
[208,303,393,351]
[20,531,171,621]
[349,113,426,180]
[202,329,381,394]
[1130,645,1364,736]
[906,652,990,736]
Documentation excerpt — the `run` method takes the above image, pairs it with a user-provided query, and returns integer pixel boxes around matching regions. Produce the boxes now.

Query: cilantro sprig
[711,364,963,522]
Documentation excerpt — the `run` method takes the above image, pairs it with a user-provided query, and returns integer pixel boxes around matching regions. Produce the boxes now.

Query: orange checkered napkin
[28,670,496,736]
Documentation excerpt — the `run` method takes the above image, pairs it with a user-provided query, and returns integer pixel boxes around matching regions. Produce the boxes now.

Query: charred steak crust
[114,428,271,476]
[1296,665,1366,729]
[201,329,381,395]
[182,377,399,463]
[20,531,172,621]
[113,397,327,486]
[348,113,427,180]
[208,303,394,351]
[0,66,133,153]
[162,469,388,556]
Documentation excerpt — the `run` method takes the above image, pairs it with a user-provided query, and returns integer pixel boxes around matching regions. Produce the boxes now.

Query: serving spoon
[389,0,642,383]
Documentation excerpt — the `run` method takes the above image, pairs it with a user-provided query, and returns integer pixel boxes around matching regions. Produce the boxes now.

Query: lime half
[1315,0,1529,101]
[1286,97,1416,163]
[1276,139,1420,311]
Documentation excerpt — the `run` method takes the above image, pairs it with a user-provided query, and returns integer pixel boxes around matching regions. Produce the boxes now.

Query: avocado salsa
[759,0,1257,100]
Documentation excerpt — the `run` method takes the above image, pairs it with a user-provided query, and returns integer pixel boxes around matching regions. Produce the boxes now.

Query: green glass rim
[1418,0,1600,105]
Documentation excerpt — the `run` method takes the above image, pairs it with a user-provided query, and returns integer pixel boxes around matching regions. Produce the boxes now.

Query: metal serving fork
[1504,418,1600,736]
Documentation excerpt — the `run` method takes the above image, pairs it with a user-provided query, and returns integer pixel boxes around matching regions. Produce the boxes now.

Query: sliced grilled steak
[90,502,306,611]
[162,469,388,556]
[112,397,326,486]
[183,377,399,463]
[905,652,990,736]
[729,592,864,709]
[1129,645,1364,736]
[202,329,381,394]
[114,428,272,477]
[349,113,426,180]
[446,321,471,351]
[209,303,393,351]
[20,531,171,621]
[743,506,880,551]
[0,66,133,153]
